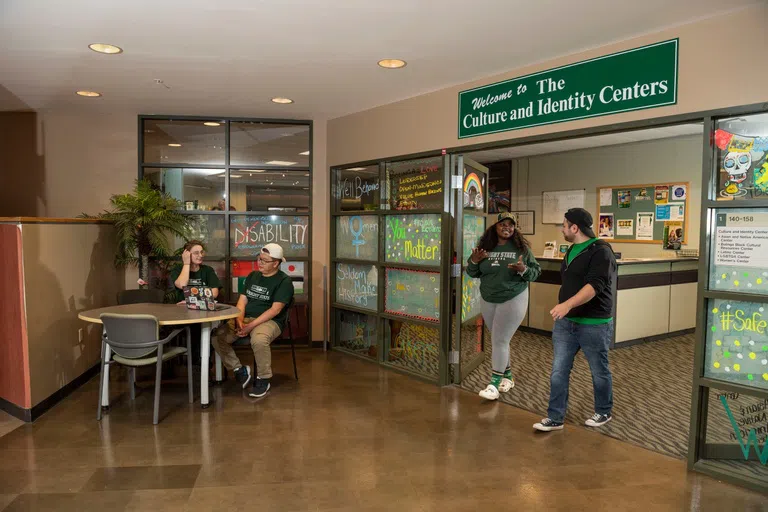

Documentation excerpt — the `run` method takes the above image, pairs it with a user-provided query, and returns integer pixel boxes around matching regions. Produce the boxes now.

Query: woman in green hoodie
[467,212,541,400]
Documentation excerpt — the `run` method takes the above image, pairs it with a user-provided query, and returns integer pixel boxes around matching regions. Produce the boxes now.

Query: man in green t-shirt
[212,243,294,398]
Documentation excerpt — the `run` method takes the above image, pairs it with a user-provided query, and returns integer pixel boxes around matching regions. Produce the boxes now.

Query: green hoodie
[466,241,541,303]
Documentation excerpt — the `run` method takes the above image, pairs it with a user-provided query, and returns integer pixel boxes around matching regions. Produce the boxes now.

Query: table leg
[101,327,112,408]
[200,324,211,409]
[215,352,223,383]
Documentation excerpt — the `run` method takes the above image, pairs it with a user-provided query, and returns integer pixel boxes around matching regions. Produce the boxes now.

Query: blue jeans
[547,318,613,422]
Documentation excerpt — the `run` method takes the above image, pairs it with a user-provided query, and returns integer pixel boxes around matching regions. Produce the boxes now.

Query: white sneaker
[498,377,515,393]
[479,385,500,400]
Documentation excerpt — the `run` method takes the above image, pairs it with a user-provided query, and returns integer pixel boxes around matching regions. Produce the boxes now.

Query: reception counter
[523,257,699,348]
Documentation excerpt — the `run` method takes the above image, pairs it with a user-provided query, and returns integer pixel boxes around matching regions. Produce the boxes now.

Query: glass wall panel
[387,157,444,210]
[384,214,442,266]
[704,298,768,391]
[143,119,225,165]
[709,208,768,296]
[335,263,378,311]
[171,214,227,259]
[384,268,441,322]
[144,167,225,211]
[715,113,768,201]
[383,319,439,379]
[335,309,378,360]
[230,215,309,258]
[229,170,309,212]
[229,122,309,168]
[334,166,380,211]
[335,215,378,261]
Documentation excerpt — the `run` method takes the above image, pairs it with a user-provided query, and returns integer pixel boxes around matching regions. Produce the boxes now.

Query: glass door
[452,155,489,383]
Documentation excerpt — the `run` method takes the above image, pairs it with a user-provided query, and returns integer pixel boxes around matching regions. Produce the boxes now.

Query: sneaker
[478,384,500,400]
[533,418,564,431]
[585,413,612,427]
[498,377,515,393]
[234,366,251,389]
[249,378,271,398]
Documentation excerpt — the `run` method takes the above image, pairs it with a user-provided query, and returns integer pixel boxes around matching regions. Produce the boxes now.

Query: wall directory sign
[384,268,441,321]
[711,210,768,295]
[336,215,379,261]
[230,215,309,257]
[385,214,442,266]
[335,263,378,311]
[458,40,678,139]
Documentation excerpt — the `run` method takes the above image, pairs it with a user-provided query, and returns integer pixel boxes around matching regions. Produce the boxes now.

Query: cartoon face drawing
[723,151,751,185]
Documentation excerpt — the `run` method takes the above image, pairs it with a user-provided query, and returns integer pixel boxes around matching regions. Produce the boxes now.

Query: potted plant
[81,179,192,289]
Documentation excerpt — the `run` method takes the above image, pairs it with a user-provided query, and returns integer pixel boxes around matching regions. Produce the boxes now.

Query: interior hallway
[0,350,765,511]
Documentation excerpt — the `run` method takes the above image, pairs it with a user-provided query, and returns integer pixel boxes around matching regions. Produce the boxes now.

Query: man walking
[534,208,617,432]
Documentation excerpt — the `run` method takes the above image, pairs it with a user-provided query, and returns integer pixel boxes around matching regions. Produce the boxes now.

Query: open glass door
[452,155,489,383]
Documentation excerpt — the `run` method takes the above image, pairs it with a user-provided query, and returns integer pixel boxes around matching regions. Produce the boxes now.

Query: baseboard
[0,396,31,422]
[519,326,553,338]
[0,363,101,423]
[614,328,695,348]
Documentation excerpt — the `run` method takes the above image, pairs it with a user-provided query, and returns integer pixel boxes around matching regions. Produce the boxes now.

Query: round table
[79,303,240,409]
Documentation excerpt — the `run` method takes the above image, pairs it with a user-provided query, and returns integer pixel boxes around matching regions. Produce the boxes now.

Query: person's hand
[236,317,245,330]
[470,247,489,263]
[236,321,256,337]
[181,250,191,265]
[176,300,186,306]
[508,255,526,273]
[550,303,571,321]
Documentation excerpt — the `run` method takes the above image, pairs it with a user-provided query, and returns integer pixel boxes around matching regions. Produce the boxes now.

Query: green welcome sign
[458,40,678,139]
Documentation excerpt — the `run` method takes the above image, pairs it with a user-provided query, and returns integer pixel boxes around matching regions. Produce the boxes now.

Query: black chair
[117,288,165,305]
[231,298,298,380]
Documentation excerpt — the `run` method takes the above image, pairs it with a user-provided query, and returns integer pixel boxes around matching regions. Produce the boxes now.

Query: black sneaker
[234,366,251,389]
[533,418,564,431]
[248,378,271,398]
[585,413,612,427]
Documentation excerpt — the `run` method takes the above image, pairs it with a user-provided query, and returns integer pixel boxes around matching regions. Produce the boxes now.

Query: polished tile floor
[0,351,765,511]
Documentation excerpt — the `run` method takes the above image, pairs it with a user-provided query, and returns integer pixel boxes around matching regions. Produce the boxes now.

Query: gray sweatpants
[480,288,529,375]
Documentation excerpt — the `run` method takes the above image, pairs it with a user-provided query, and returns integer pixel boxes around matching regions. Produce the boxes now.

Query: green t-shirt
[466,241,541,303]
[566,238,612,325]
[169,264,222,303]
[242,270,294,329]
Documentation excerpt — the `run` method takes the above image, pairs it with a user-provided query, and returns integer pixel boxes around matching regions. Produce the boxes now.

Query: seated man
[212,243,294,398]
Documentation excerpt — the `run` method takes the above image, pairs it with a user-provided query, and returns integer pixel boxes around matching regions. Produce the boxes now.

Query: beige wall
[327,5,768,166]
[509,134,702,257]
[311,121,329,342]
[21,222,124,407]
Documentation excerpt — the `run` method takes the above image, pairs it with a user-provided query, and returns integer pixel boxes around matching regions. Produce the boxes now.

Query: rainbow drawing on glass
[715,130,768,199]
[463,172,484,209]
[706,300,768,389]
[719,395,768,465]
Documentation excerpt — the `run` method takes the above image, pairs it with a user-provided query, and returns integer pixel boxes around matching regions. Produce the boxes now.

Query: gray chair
[117,288,165,305]
[98,313,193,425]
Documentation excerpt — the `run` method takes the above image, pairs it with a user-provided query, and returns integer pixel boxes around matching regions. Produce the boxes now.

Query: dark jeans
[547,318,613,422]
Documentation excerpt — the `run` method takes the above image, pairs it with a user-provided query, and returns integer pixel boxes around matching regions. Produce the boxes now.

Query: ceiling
[467,123,703,163]
[0,0,759,120]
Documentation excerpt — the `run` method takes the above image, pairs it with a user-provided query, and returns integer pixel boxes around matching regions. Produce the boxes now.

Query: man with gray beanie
[534,208,617,432]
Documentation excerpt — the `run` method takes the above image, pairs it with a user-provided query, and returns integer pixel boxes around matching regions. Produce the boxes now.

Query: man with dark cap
[534,208,617,432]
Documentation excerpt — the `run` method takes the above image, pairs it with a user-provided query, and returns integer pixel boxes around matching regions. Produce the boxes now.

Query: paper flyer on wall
[668,202,684,221]
[636,212,654,240]
[670,185,687,201]
[655,185,669,204]
[663,221,683,250]
[617,190,631,208]
[617,219,634,236]
[655,204,670,221]
[599,188,612,207]
[543,241,557,258]
[598,213,614,238]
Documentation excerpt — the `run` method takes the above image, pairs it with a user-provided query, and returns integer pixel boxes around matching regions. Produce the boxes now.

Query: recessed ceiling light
[378,59,406,69]
[168,143,182,147]
[271,97,294,104]
[266,161,297,166]
[204,122,221,127]
[346,167,366,171]
[76,90,101,97]
[252,170,266,173]
[304,173,310,176]
[230,175,242,178]
[299,151,310,156]
[88,43,123,55]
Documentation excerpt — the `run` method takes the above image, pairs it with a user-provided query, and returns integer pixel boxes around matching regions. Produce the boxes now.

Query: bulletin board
[542,189,586,224]
[596,182,689,245]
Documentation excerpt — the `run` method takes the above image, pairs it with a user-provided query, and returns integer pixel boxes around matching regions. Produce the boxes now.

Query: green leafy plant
[81,179,192,289]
